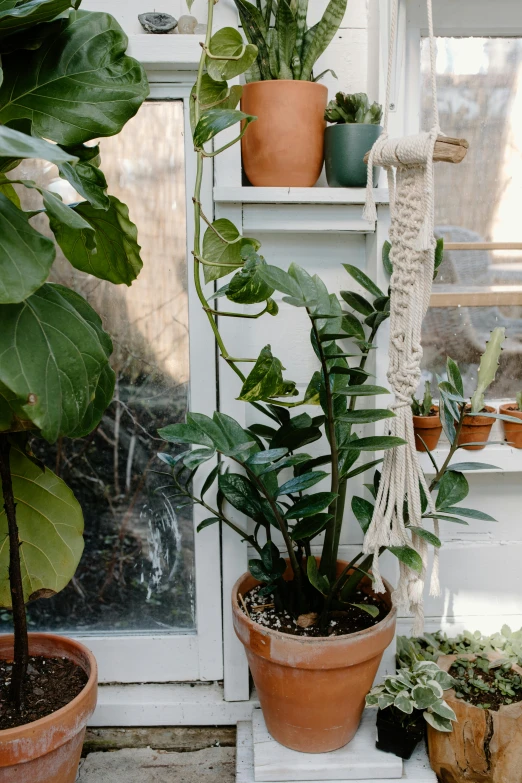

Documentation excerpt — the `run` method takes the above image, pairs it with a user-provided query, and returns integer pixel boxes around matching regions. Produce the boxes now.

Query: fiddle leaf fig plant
[233,0,347,82]
[0,2,148,712]
[159,0,505,636]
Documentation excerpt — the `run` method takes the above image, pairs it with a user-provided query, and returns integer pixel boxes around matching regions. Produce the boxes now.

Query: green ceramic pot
[324,123,382,188]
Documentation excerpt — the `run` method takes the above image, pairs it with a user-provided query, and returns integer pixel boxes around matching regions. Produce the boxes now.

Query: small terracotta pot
[457,405,496,451]
[232,561,396,753]
[0,633,97,783]
[241,80,328,187]
[499,403,522,449]
[413,407,442,452]
[428,654,522,783]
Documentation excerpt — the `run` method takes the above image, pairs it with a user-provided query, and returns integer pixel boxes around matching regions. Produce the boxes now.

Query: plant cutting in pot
[499,392,522,449]
[366,660,456,759]
[324,92,383,188]
[411,381,442,453]
[159,4,498,752]
[233,0,348,186]
[0,3,148,781]
[437,327,521,451]
[427,653,522,783]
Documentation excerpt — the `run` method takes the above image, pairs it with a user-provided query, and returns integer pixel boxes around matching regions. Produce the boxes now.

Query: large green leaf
[299,0,347,81]
[0,0,73,40]
[0,446,84,607]
[201,218,260,284]
[0,11,149,145]
[0,192,55,303]
[57,159,110,211]
[193,108,256,149]
[0,125,78,163]
[276,0,296,78]
[218,473,262,518]
[224,252,275,305]
[342,263,384,298]
[278,471,328,496]
[232,0,272,80]
[285,491,337,519]
[0,283,113,442]
[352,496,374,534]
[190,74,243,134]
[436,470,468,510]
[50,196,142,285]
[238,345,297,402]
[206,26,258,81]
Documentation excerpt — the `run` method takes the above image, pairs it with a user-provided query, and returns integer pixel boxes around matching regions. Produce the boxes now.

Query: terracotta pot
[499,403,522,449]
[232,562,396,753]
[413,407,442,452]
[240,80,328,187]
[0,633,98,783]
[428,654,522,783]
[457,405,496,451]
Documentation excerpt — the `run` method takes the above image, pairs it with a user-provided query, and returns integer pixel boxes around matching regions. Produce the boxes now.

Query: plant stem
[429,405,466,492]
[0,436,28,711]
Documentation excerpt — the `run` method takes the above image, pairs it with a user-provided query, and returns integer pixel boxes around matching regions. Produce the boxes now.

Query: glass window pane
[0,101,195,635]
[420,38,522,397]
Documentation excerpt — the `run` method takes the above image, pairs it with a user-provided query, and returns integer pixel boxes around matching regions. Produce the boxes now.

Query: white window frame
[74,78,223,686]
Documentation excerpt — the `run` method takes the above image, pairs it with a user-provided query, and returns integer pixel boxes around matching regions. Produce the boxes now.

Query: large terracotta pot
[457,405,496,451]
[428,654,522,783]
[499,403,522,449]
[232,561,396,753]
[241,80,328,187]
[413,407,442,452]
[0,633,97,783]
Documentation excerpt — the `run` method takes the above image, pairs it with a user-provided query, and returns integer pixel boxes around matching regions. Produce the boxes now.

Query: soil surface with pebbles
[240,585,389,637]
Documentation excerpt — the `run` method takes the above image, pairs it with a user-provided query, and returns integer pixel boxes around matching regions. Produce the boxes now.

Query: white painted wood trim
[418,443,522,474]
[127,35,205,70]
[214,187,390,205]
[90,682,259,727]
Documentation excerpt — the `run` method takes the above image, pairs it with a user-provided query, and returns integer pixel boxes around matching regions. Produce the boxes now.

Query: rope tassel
[362,0,442,632]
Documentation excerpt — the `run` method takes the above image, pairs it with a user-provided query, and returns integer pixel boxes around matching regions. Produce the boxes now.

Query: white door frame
[75,79,223,685]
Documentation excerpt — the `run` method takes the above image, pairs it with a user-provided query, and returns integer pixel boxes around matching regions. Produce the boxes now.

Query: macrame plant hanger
[361,0,468,634]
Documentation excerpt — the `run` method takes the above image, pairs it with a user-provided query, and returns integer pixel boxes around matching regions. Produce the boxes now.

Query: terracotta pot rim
[413,408,441,425]
[232,569,397,645]
[0,632,97,740]
[436,652,522,715]
[243,79,327,89]
[499,403,522,417]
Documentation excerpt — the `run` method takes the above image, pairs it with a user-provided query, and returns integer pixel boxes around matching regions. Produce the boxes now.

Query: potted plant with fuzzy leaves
[0,3,148,781]
[232,0,347,186]
[324,92,383,188]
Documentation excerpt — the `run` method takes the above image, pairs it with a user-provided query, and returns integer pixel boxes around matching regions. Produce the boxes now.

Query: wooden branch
[364,135,469,164]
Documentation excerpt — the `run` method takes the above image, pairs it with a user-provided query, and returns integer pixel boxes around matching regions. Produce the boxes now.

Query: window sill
[418,443,522,473]
[127,34,205,70]
[214,186,390,205]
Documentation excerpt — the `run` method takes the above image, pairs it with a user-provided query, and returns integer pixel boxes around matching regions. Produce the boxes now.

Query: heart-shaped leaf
[190,74,243,133]
[0,446,84,607]
[0,12,149,145]
[193,108,256,149]
[202,218,259,284]
[50,196,143,285]
[238,345,297,403]
[206,26,258,81]
[0,283,113,442]
[0,192,55,303]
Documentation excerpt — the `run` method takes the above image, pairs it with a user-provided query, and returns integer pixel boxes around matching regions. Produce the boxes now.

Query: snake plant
[233,0,347,82]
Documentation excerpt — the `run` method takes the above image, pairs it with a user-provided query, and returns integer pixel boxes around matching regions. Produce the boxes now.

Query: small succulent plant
[450,655,522,709]
[366,660,457,732]
[325,92,383,124]
[398,625,522,670]
[412,381,433,417]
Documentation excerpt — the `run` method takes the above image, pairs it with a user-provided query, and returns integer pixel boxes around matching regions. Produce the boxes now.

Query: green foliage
[233,0,347,82]
[450,655,522,709]
[325,92,383,125]
[412,381,433,417]
[517,392,522,412]
[398,625,522,670]
[0,445,84,608]
[0,0,148,643]
[366,660,456,733]
[470,327,505,413]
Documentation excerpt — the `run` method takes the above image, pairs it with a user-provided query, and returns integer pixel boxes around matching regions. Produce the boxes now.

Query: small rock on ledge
[177,14,198,34]
[138,12,178,33]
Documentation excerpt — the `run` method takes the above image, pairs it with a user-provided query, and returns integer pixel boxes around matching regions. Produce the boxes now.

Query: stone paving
[77,746,236,783]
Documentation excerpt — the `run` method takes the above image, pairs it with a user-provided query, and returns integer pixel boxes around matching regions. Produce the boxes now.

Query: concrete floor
[77,746,236,783]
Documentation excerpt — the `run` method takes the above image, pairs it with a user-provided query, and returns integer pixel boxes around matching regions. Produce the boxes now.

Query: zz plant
[233,0,347,82]
[160,0,502,633]
[0,1,148,711]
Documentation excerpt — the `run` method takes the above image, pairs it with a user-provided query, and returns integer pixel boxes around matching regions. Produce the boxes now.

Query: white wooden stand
[236,710,436,783]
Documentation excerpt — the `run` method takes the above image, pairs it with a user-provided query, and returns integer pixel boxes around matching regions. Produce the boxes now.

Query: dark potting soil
[0,656,88,730]
[449,656,522,710]
[240,584,389,637]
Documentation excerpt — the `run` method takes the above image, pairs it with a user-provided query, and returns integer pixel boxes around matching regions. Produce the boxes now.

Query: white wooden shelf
[214,187,390,205]
[127,34,205,70]
[419,443,522,473]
